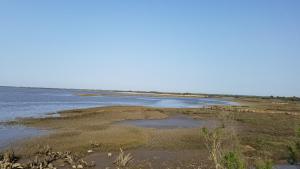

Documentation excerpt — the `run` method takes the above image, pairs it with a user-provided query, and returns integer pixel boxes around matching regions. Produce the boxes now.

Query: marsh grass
[201,127,225,169]
[254,159,273,169]
[201,110,242,169]
[14,106,213,156]
[7,98,300,168]
[114,148,133,167]
[222,151,246,169]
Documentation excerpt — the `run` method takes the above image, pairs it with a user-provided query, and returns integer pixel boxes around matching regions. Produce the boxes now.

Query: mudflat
[4,97,300,168]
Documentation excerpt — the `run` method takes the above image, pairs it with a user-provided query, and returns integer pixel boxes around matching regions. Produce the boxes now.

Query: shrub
[114,148,133,167]
[222,151,245,169]
[295,127,300,138]
[201,127,226,169]
[254,159,273,169]
[287,144,297,165]
[286,126,300,164]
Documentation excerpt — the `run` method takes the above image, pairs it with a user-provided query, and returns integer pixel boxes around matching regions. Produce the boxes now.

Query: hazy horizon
[1,0,300,97]
[1,85,298,98]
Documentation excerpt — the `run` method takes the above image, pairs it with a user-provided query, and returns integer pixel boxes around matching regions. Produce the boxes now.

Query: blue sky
[0,0,299,96]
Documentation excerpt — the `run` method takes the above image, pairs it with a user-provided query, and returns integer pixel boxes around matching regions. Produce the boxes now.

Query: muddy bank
[12,106,213,154]
[2,97,300,168]
[84,149,211,169]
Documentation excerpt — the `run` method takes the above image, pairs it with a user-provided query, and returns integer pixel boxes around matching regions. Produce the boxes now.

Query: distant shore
[3,85,299,100]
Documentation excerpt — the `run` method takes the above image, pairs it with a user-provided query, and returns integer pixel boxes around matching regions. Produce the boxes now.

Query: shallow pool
[116,116,216,129]
[0,125,47,150]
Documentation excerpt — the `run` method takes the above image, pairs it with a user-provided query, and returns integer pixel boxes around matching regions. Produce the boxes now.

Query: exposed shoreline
[2,96,300,168]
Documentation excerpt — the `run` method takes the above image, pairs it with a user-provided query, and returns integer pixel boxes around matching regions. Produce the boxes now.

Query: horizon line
[1,85,299,99]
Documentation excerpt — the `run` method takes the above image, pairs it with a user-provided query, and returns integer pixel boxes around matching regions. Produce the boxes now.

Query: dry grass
[114,148,133,167]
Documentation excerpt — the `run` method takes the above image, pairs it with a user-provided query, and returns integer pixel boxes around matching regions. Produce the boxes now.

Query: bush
[222,151,245,169]
[295,127,300,138]
[201,127,225,169]
[286,126,300,164]
[287,144,297,165]
[254,159,273,169]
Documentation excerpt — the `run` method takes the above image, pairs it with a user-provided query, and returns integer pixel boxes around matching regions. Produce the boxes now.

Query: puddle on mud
[275,164,300,169]
[0,125,47,150]
[116,116,217,129]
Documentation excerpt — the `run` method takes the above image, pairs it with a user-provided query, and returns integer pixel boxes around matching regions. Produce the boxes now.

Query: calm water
[0,125,46,149]
[0,86,235,149]
[0,86,234,121]
[117,116,217,129]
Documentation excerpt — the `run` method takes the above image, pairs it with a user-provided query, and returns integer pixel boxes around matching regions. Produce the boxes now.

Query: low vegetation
[254,159,273,169]
[1,97,300,168]
[202,127,226,169]
[222,151,245,169]
[114,148,133,167]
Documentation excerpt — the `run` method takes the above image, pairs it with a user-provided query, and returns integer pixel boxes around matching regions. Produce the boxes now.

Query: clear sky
[0,0,299,97]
